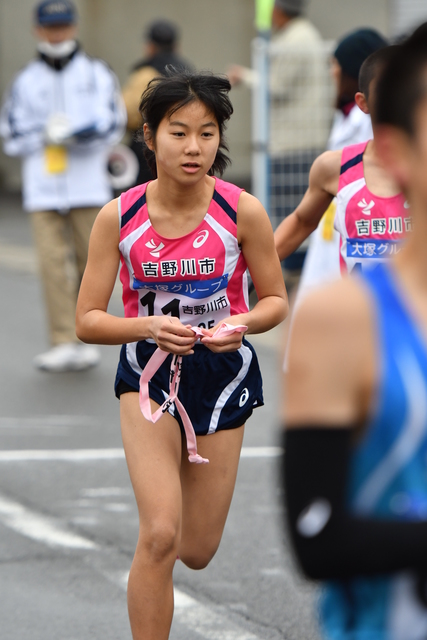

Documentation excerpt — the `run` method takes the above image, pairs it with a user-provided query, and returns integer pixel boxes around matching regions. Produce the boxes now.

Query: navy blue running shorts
[114,338,264,436]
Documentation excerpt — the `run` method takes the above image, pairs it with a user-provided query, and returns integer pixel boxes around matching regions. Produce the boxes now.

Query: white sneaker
[33,343,101,372]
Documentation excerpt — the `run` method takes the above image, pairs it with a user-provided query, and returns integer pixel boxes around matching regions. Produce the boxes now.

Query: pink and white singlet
[334,141,409,274]
[118,178,248,330]
[115,178,264,439]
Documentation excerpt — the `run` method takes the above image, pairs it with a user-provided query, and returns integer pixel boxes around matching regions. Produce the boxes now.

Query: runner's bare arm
[274,150,342,262]
[285,277,375,427]
[75,200,197,352]
[201,192,288,352]
[283,280,427,581]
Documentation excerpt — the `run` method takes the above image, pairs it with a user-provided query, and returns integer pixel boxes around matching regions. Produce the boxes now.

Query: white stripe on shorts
[207,343,253,434]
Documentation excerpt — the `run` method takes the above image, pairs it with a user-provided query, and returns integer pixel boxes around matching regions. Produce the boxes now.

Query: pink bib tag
[139,323,248,464]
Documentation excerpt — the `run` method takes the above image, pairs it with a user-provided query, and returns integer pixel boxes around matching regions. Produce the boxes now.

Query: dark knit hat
[334,28,388,79]
[146,20,179,47]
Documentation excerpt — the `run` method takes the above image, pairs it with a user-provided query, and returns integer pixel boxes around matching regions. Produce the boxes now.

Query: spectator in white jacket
[0,0,126,372]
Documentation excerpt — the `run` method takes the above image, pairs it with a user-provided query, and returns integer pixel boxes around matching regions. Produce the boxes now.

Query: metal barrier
[251,38,335,235]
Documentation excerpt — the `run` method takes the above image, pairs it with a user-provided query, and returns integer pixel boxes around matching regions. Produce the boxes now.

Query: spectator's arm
[0,79,45,156]
[227,64,258,89]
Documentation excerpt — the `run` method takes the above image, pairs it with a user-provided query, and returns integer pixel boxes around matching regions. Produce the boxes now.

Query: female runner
[76,70,288,639]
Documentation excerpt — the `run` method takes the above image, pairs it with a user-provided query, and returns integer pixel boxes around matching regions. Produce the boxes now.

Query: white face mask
[37,39,77,59]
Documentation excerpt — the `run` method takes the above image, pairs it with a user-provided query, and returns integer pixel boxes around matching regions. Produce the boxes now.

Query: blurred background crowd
[1,0,426,194]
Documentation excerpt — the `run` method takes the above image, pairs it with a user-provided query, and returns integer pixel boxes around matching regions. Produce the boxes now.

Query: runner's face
[148,100,220,182]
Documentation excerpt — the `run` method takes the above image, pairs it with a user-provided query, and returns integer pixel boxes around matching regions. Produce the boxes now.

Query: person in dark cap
[331,29,388,129]
[147,20,177,49]
[274,45,402,275]
[0,0,126,372]
[290,27,388,309]
[122,19,193,185]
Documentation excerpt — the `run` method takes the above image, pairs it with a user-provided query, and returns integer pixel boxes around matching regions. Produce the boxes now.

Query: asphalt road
[0,192,320,640]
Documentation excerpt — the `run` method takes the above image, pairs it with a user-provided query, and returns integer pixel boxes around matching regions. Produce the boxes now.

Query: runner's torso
[118,178,248,333]
[334,141,409,274]
[322,263,427,640]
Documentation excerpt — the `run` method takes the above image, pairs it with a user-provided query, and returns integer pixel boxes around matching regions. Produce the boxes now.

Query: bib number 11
[140,291,180,318]
[140,291,215,329]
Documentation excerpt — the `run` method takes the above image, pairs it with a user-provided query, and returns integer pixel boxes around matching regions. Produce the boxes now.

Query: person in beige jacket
[229,0,332,270]
[122,20,193,185]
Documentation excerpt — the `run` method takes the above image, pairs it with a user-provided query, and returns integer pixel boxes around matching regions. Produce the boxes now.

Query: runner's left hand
[199,321,245,353]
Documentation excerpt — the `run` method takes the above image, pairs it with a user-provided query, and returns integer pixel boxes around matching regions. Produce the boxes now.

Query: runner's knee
[137,519,180,564]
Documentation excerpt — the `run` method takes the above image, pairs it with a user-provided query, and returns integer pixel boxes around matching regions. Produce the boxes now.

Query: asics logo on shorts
[239,388,249,407]
[145,239,165,257]
[193,230,209,248]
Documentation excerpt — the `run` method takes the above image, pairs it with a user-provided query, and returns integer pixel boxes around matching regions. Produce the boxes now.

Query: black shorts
[115,338,264,436]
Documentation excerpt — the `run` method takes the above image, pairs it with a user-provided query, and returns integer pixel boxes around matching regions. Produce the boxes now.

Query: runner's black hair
[375,23,427,134]
[138,68,233,178]
[358,46,397,100]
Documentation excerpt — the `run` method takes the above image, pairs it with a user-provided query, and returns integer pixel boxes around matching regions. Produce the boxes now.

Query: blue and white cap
[35,0,77,26]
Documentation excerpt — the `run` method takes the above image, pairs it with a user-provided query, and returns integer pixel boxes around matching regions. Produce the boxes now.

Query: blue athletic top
[321,263,427,640]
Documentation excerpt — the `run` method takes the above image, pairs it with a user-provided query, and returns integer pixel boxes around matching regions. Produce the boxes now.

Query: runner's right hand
[148,316,197,355]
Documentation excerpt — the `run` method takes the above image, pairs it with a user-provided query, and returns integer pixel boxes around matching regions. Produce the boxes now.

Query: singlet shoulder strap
[338,141,369,191]
[119,183,148,230]
[210,178,244,225]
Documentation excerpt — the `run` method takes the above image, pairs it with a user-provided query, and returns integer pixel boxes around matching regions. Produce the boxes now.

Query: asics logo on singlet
[404,201,410,209]
[193,230,209,248]
[145,239,165,257]
[239,388,249,407]
[357,198,375,215]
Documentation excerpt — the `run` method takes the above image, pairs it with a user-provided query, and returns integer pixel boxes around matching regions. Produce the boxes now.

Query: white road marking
[81,487,132,498]
[115,572,259,640]
[0,449,124,462]
[0,415,100,428]
[0,494,97,549]
[240,446,282,458]
[173,588,260,639]
[0,447,283,462]
[103,503,132,513]
[0,480,264,639]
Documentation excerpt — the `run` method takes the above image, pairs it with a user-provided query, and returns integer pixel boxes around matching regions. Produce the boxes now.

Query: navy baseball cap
[35,0,77,26]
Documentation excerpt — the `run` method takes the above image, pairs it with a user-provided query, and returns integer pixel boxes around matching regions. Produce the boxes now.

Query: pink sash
[139,323,248,464]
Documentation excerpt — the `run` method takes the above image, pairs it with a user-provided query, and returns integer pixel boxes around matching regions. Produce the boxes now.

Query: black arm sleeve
[283,427,427,580]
